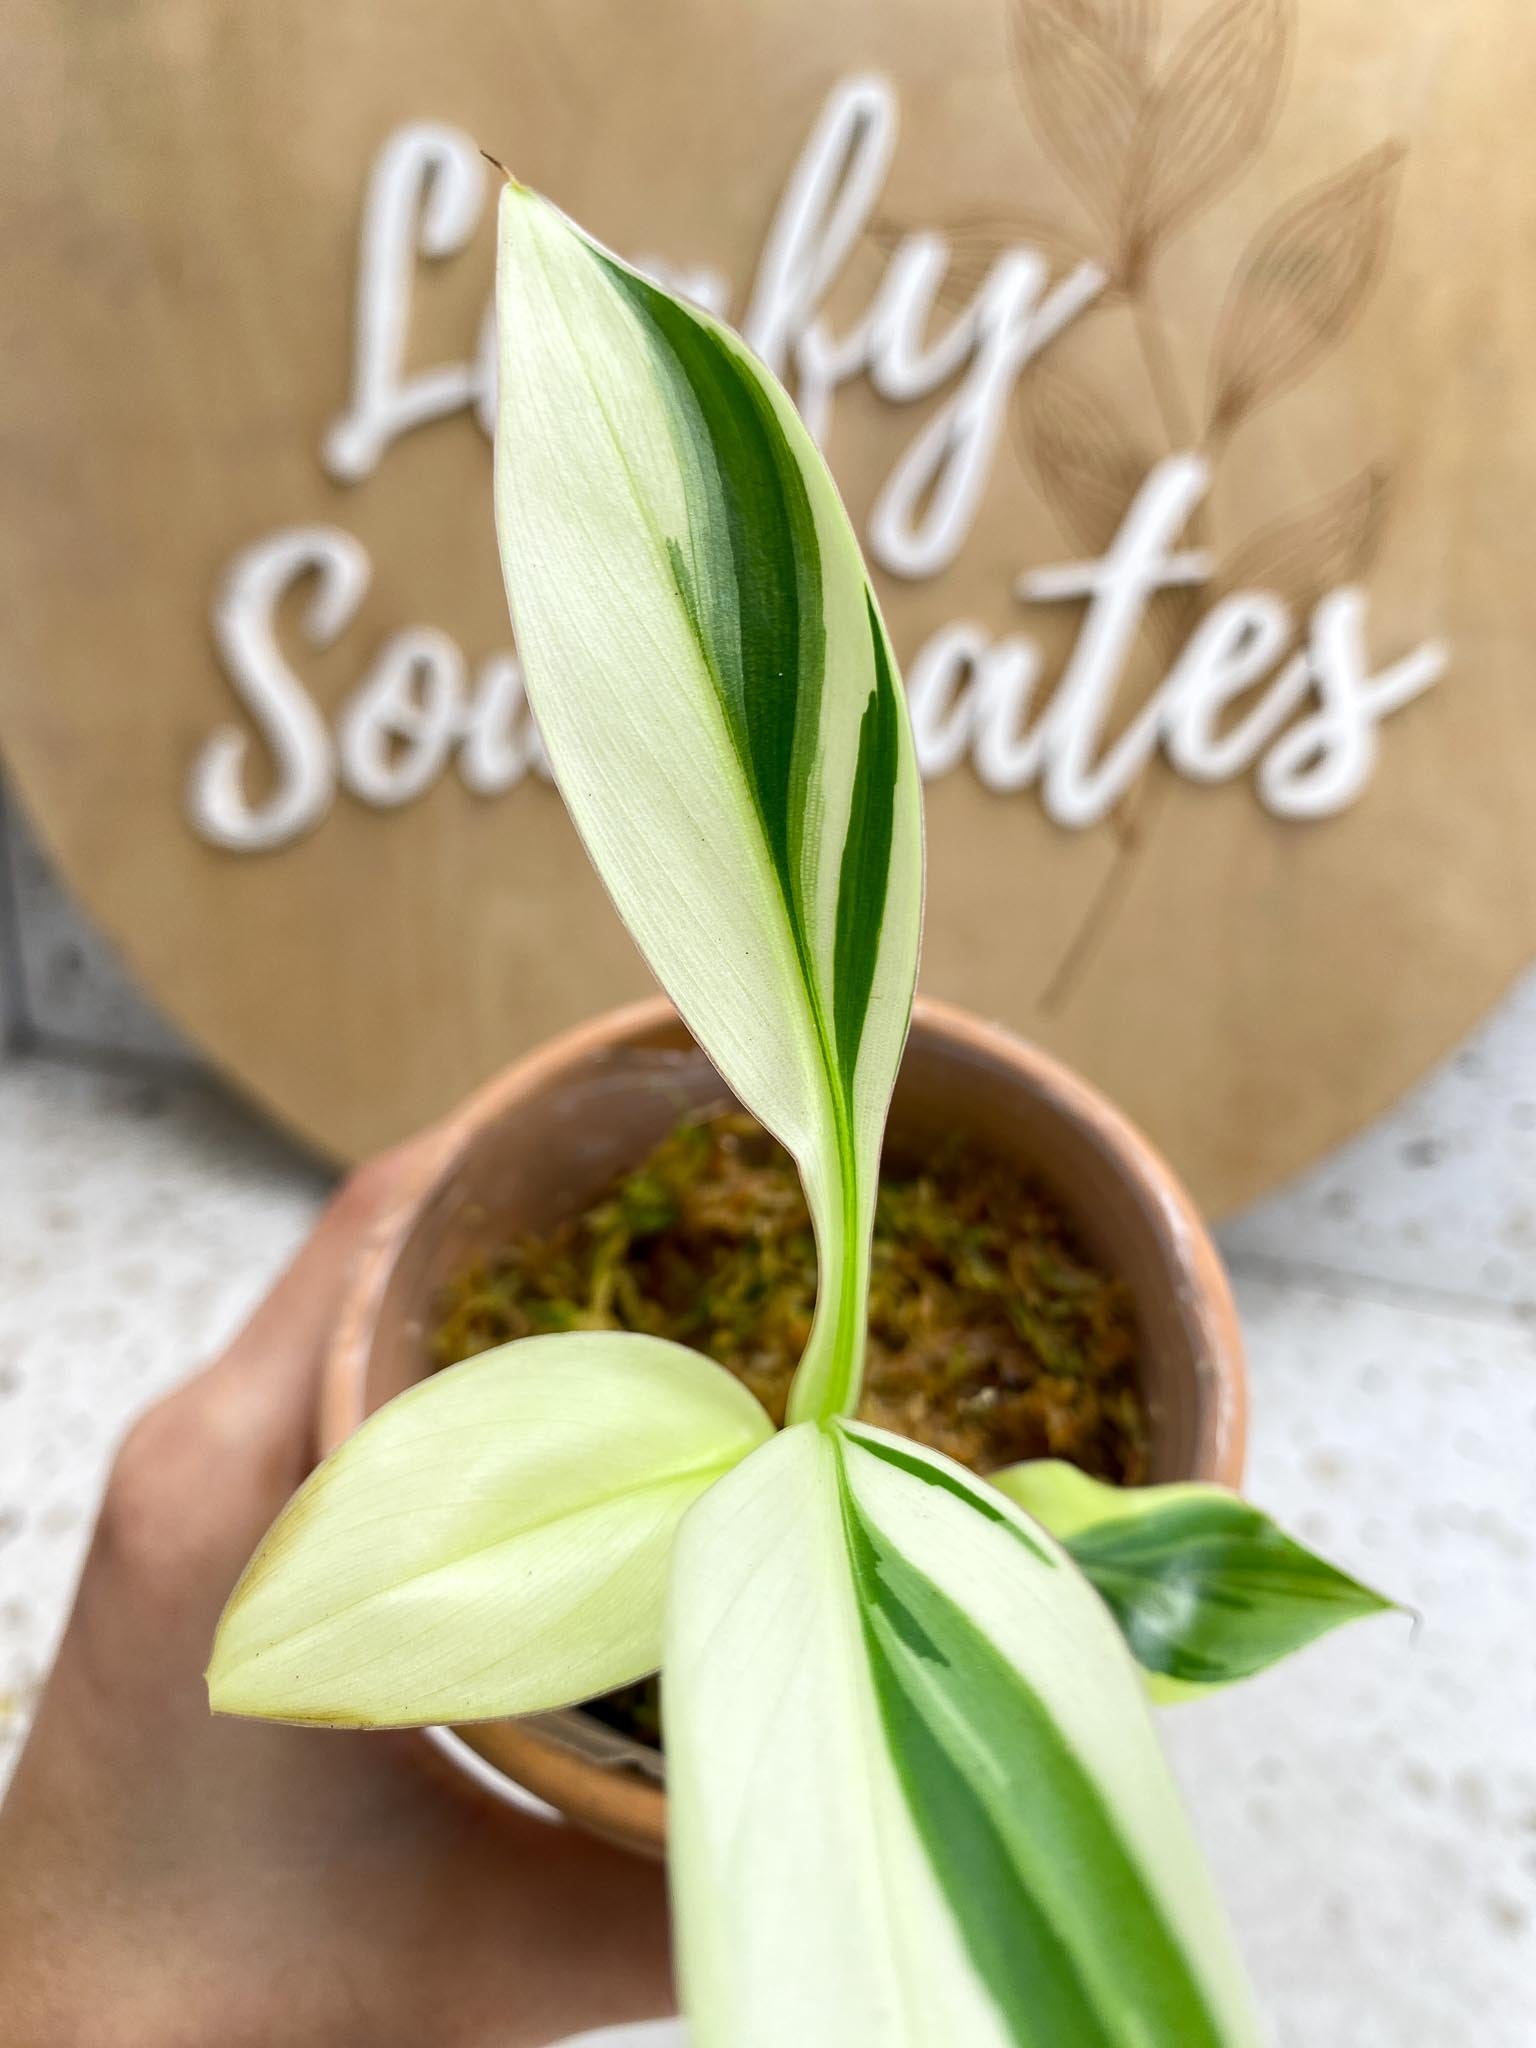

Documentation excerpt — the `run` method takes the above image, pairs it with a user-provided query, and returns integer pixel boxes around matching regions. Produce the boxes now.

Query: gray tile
[1165,1270,1536,2048]
[1,782,195,1066]
[0,800,25,1059]
[0,1056,324,1778]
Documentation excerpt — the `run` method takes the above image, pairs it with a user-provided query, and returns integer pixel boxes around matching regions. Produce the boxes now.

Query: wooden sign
[1,0,1532,1212]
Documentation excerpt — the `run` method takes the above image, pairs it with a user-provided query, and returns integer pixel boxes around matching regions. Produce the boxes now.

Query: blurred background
[2,4,1534,2043]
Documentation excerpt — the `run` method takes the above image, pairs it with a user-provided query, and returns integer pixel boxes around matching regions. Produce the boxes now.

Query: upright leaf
[666,1422,1264,2046]
[992,1460,1396,1701]
[493,184,923,1425]
[207,1334,773,1725]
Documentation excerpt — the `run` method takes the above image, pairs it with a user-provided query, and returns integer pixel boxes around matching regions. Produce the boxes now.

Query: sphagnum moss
[431,1109,1148,1752]
[433,1109,1148,1483]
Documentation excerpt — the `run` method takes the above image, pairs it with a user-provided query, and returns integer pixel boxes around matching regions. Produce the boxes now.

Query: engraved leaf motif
[868,212,1103,312]
[1220,465,1394,613]
[1016,363,1151,554]
[1124,0,1292,267]
[1208,141,1407,438]
[1054,0,1162,81]
[1011,0,1146,233]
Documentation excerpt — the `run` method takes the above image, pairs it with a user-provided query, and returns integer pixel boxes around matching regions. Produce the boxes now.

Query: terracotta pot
[321,995,1246,1858]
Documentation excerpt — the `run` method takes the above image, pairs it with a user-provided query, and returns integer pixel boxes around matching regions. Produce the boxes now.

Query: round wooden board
[1,0,1533,1213]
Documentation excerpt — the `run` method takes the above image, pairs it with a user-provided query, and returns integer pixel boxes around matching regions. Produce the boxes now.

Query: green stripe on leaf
[666,1424,1262,2046]
[832,595,901,1097]
[992,1461,1396,1699]
[605,257,825,955]
[842,1422,1056,1567]
[835,1437,1232,2047]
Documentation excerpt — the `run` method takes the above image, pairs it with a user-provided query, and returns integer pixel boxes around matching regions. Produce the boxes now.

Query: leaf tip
[203,1653,243,1720]
[204,1620,249,1717]
[480,147,519,188]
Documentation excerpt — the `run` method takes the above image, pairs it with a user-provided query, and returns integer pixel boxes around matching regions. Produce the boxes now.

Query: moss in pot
[433,1108,1151,1483]
[207,177,1398,2047]
[433,1105,1152,1752]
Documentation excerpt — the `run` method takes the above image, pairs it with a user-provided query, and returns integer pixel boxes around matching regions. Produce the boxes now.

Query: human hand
[0,1153,675,2048]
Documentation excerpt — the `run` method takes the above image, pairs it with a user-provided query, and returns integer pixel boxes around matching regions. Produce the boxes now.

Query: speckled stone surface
[1162,1276,1535,2047]
[0,1062,325,1760]
[2,1047,1533,2046]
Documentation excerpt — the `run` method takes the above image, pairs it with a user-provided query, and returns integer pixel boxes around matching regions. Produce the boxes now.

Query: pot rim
[320,993,1247,1855]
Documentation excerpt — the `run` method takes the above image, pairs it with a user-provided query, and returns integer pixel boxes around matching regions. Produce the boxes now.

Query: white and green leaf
[665,1420,1264,2047]
[993,1459,1396,1702]
[493,183,923,1425]
[206,1333,772,1726]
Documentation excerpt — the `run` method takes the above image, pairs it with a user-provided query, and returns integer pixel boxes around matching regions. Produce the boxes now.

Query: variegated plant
[208,179,1392,2047]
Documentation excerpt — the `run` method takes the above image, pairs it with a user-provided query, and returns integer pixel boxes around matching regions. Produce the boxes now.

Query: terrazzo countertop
[3,1004,1535,2045]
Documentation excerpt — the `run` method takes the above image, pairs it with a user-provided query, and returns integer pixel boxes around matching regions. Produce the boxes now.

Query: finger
[172,1132,446,1502]
[78,1135,448,1624]
[207,1135,437,1408]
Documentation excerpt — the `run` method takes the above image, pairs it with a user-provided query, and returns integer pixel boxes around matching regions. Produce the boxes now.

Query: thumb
[202,1140,432,1462]
[95,1137,442,1601]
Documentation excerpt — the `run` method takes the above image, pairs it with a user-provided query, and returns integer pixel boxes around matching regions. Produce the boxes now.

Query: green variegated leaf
[207,1334,772,1726]
[493,183,923,1425]
[665,1420,1263,2047]
[992,1460,1395,1701]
